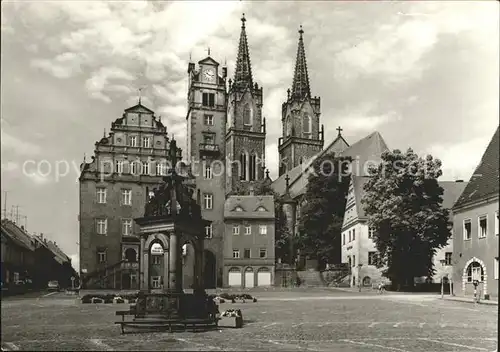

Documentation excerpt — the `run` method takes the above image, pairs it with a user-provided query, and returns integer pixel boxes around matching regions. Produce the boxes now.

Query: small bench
[114,311,218,334]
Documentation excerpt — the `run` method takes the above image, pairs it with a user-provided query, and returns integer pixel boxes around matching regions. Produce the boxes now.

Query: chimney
[456,180,464,183]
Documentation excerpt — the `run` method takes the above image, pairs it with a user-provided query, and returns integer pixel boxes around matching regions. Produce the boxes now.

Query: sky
[1,1,498,272]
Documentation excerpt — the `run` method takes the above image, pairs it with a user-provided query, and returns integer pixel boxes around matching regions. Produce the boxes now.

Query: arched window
[466,261,484,282]
[286,115,292,136]
[243,104,252,126]
[249,153,258,181]
[303,113,311,135]
[362,276,371,286]
[239,152,247,180]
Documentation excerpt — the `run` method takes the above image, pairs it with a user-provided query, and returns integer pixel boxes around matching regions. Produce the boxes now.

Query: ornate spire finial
[291,24,311,100]
[241,13,246,27]
[336,126,343,136]
[207,46,211,56]
[233,13,253,89]
[189,52,192,61]
[83,153,86,162]
[285,173,290,191]
[103,128,106,138]
[266,169,270,178]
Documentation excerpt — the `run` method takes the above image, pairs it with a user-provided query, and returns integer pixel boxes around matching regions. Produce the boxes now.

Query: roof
[272,131,389,197]
[1,219,35,252]
[198,56,219,66]
[224,195,275,219]
[352,177,468,220]
[124,103,155,114]
[454,127,500,209]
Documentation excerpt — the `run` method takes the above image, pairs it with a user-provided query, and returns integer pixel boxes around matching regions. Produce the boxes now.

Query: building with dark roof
[452,127,499,299]
[223,193,275,288]
[340,176,468,288]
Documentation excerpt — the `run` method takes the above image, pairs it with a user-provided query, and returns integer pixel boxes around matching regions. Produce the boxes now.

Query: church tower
[185,49,228,288]
[226,14,266,195]
[278,26,324,176]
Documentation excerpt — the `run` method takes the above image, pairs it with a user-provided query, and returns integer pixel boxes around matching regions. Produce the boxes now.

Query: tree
[361,148,451,289]
[298,153,352,269]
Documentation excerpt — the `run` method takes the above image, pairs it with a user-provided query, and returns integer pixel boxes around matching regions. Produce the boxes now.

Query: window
[343,233,345,245]
[96,219,107,235]
[478,215,487,238]
[203,133,215,145]
[232,249,240,259]
[97,250,106,264]
[122,219,133,236]
[445,252,452,266]
[202,93,215,107]
[259,248,267,258]
[204,115,214,126]
[203,194,213,210]
[256,206,266,212]
[205,224,213,239]
[157,162,167,176]
[142,161,150,175]
[115,160,124,174]
[130,161,139,175]
[142,137,150,148]
[152,256,161,265]
[232,225,240,236]
[352,229,356,241]
[259,225,267,235]
[151,276,161,288]
[352,255,356,267]
[466,261,484,282]
[243,249,251,259]
[122,189,132,205]
[204,165,212,179]
[368,252,377,266]
[368,228,374,239]
[494,257,499,280]
[243,104,252,125]
[97,188,107,204]
[239,153,247,180]
[249,154,257,181]
[245,225,251,235]
[348,230,351,242]
[495,211,499,236]
[463,219,471,240]
[129,136,137,147]
[303,114,311,134]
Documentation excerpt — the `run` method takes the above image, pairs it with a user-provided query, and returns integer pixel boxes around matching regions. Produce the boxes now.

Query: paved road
[1,289,497,351]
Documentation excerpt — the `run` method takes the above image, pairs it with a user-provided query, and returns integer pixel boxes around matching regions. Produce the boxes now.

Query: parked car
[47,280,60,292]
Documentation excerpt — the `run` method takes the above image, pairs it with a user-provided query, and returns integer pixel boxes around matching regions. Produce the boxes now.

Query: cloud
[1,131,41,156]
[334,104,402,133]
[31,55,84,79]
[85,66,135,103]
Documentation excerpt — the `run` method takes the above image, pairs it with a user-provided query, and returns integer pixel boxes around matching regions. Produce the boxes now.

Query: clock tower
[186,52,227,288]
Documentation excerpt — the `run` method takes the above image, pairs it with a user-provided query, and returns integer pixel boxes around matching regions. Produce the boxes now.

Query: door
[257,271,271,286]
[228,268,242,287]
[245,269,254,288]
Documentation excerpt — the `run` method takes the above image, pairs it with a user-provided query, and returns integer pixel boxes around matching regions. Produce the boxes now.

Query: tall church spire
[233,13,253,89]
[291,25,311,99]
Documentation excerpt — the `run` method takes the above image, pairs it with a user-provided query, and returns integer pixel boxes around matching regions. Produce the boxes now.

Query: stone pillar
[193,241,204,293]
[139,236,147,291]
[168,231,182,292]
[163,240,170,291]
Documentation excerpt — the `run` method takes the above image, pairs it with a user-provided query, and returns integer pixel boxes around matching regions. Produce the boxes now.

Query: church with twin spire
[79,14,389,289]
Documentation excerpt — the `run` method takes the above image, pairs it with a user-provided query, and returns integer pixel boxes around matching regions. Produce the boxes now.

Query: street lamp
[358,263,363,292]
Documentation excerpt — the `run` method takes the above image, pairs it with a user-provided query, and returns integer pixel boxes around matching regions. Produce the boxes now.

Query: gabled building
[1,220,35,287]
[341,176,468,288]
[223,192,275,288]
[452,127,499,299]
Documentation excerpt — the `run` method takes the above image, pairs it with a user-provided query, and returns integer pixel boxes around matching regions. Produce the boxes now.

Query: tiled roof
[272,131,389,197]
[352,177,468,221]
[0,219,35,252]
[454,127,500,209]
[224,195,275,219]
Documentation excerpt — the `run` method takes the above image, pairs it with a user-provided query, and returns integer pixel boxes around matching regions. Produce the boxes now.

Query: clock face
[204,68,215,82]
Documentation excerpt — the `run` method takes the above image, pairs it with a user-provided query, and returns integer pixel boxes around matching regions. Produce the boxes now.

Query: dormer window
[234,206,244,212]
[256,206,267,212]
